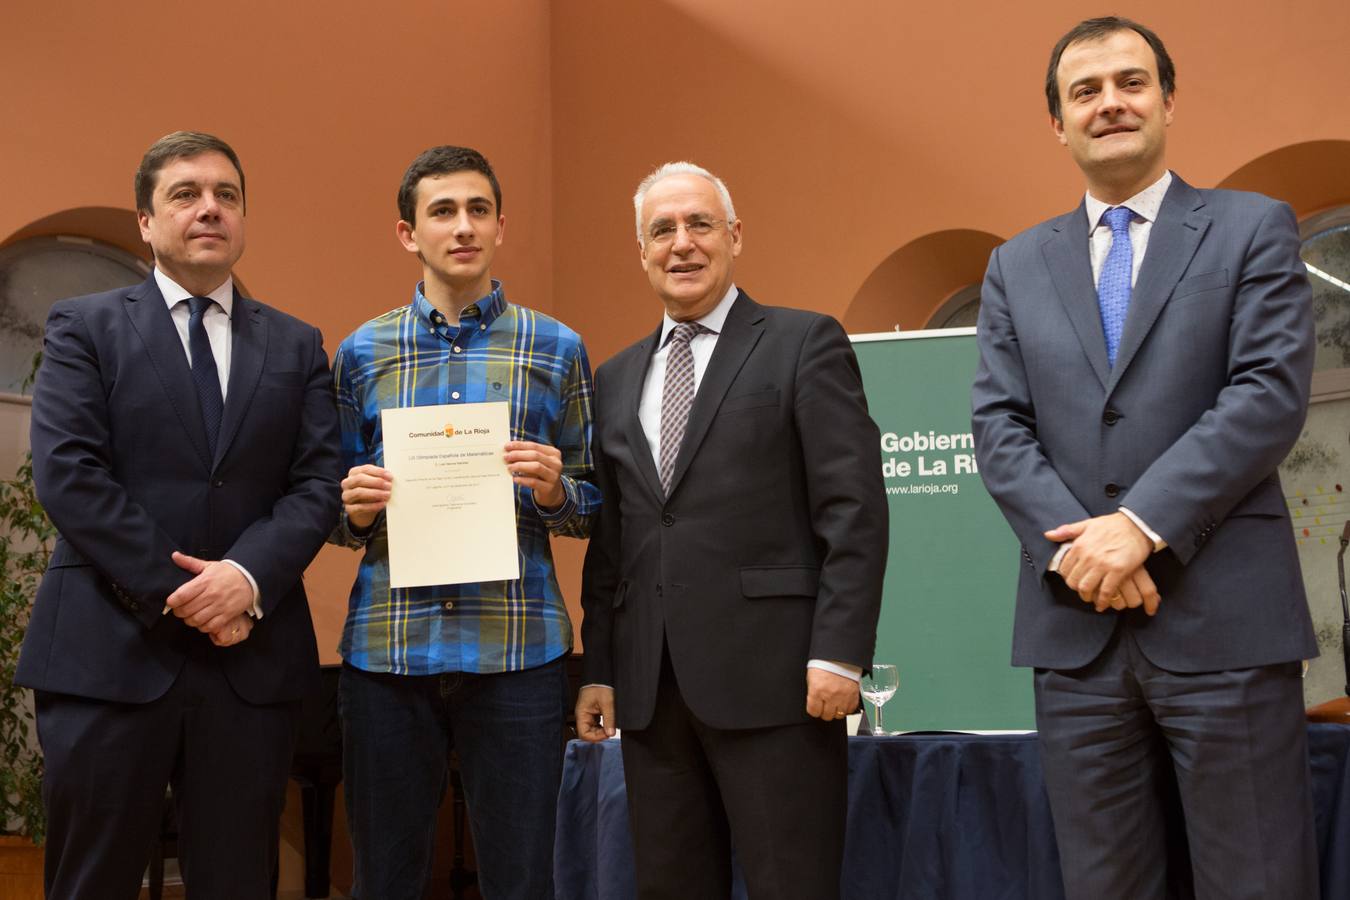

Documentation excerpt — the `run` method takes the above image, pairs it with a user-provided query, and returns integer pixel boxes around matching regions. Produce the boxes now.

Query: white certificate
[381,401,520,588]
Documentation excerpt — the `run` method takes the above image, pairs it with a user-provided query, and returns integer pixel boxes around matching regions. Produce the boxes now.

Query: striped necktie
[658,322,709,495]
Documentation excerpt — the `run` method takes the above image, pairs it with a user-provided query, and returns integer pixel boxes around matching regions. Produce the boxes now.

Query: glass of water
[861,664,899,735]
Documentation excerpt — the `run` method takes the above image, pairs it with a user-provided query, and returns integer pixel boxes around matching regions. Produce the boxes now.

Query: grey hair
[633,161,737,242]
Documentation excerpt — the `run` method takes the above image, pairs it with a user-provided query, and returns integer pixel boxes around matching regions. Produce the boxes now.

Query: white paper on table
[381,401,520,588]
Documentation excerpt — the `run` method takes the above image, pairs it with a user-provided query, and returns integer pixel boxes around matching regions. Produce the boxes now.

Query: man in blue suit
[972,18,1319,899]
[17,131,342,898]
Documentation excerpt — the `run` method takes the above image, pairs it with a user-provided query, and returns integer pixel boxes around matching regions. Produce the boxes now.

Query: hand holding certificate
[381,401,520,588]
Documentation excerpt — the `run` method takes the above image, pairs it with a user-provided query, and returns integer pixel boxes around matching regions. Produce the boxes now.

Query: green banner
[852,329,1034,730]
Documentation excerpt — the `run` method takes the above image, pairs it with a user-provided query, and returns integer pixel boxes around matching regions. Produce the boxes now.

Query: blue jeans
[339,657,568,900]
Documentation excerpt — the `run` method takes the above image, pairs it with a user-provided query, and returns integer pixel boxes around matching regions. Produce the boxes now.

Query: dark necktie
[658,322,709,496]
[187,296,224,456]
[1098,205,1135,368]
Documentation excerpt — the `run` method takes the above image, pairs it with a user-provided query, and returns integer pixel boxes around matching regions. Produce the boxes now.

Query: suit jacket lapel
[215,291,266,468]
[622,325,666,502]
[1109,176,1210,389]
[121,276,213,470]
[666,291,765,497]
[1042,204,1111,390]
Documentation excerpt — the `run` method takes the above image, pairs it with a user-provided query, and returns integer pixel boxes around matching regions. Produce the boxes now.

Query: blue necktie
[187,296,224,457]
[1098,205,1134,368]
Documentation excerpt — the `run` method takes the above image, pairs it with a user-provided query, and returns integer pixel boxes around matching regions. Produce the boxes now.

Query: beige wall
[2,0,556,660]
[5,0,1350,658]
[0,399,31,486]
[550,0,1350,349]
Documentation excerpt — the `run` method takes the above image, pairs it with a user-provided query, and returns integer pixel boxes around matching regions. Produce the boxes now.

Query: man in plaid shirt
[331,145,599,900]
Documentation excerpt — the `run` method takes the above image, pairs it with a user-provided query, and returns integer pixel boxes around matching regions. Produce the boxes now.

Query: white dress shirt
[637,284,738,460]
[156,268,234,399]
[1085,170,1173,290]
[153,268,262,615]
[635,284,861,684]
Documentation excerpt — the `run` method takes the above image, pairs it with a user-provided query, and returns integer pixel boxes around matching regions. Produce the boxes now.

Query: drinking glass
[861,664,899,735]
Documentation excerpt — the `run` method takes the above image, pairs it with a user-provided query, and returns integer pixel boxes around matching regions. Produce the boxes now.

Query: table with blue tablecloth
[555,725,1350,899]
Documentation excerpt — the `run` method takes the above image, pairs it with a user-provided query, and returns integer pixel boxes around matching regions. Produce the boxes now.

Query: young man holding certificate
[331,145,600,900]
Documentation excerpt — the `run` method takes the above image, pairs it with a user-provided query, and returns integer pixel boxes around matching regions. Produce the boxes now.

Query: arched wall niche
[1,205,259,297]
[844,229,1003,334]
[2,206,148,262]
[1217,141,1350,218]
[0,208,147,499]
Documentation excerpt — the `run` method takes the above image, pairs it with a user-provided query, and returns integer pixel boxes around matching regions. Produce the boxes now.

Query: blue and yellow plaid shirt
[331,281,600,675]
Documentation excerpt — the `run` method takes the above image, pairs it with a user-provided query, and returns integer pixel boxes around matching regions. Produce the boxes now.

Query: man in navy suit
[972,18,1319,898]
[17,131,341,899]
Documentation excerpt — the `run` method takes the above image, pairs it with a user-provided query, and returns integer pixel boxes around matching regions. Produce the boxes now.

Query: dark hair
[1045,17,1176,121]
[134,131,245,214]
[397,146,502,224]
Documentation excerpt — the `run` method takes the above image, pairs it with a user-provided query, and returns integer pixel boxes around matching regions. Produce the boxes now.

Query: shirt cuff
[1118,506,1166,552]
[221,559,264,618]
[808,660,862,682]
[580,683,614,691]
[1048,542,1072,574]
[336,509,381,548]
[536,476,578,528]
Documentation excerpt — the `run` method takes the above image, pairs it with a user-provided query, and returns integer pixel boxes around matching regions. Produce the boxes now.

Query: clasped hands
[1046,511,1161,615]
[164,551,254,646]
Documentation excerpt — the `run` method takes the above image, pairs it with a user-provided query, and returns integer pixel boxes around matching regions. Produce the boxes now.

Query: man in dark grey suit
[972,17,1319,899]
[575,162,887,899]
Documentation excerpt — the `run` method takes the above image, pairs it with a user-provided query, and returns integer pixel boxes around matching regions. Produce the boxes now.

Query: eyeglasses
[646,218,725,246]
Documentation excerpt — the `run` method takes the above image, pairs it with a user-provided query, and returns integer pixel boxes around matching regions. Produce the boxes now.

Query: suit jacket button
[1103,409,1120,426]
[661,513,675,526]
[213,479,224,488]
[128,600,141,612]
[1104,483,1121,498]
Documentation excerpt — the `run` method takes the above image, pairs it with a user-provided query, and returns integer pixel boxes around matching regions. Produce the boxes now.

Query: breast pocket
[717,387,780,415]
[482,382,534,441]
[259,369,305,390]
[1169,269,1229,306]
